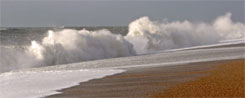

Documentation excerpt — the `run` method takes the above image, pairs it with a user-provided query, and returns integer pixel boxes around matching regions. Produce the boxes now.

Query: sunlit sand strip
[153,59,245,97]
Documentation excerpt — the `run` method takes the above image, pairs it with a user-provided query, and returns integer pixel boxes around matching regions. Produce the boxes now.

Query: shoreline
[47,59,243,98]
[154,59,244,97]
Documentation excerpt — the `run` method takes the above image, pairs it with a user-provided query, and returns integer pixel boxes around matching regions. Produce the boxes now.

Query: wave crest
[126,13,244,54]
[28,29,136,66]
[0,13,244,73]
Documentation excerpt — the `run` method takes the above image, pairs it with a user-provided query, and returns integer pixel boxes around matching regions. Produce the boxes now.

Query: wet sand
[47,59,243,98]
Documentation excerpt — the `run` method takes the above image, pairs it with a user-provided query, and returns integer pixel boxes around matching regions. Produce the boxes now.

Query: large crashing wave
[0,29,136,72]
[28,29,136,66]
[0,13,244,73]
[126,13,244,54]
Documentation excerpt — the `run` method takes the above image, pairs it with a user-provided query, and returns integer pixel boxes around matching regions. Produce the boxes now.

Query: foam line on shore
[154,40,245,53]
[109,55,244,69]
[0,69,124,98]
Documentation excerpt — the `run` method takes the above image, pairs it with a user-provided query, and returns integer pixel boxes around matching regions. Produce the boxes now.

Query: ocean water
[1,13,244,73]
[0,27,128,97]
[0,26,128,46]
[0,13,244,98]
[0,41,244,98]
[0,26,131,73]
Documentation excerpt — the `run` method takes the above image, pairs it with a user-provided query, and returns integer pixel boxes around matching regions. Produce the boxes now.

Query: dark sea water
[0,27,127,46]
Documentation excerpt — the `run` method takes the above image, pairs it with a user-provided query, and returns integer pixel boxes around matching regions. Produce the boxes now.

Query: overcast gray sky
[0,0,244,27]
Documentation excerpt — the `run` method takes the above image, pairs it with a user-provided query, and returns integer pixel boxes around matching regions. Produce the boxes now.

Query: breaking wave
[0,13,244,73]
[0,29,136,73]
[126,13,244,54]
[29,29,136,66]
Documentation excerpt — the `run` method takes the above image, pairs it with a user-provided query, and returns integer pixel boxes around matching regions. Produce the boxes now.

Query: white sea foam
[0,29,136,73]
[28,29,136,66]
[0,69,124,98]
[0,13,244,73]
[125,13,244,54]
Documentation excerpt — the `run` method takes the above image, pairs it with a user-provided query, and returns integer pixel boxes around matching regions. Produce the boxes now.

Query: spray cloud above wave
[126,13,244,54]
[0,13,244,73]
